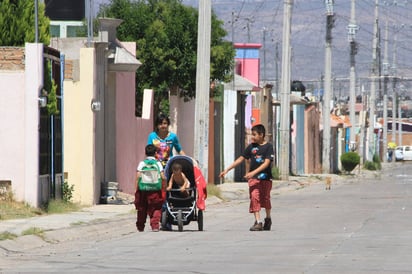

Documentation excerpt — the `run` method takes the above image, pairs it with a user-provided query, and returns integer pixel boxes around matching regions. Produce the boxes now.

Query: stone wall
[0,180,12,200]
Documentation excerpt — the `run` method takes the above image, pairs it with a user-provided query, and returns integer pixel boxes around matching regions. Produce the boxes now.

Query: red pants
[248,178,272,213]
[134,190,163,231]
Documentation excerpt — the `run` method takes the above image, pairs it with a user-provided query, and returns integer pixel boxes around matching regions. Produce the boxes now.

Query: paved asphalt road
[1,162,412,273]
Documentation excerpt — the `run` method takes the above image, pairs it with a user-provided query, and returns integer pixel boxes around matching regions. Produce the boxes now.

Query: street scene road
[1,163,412,273]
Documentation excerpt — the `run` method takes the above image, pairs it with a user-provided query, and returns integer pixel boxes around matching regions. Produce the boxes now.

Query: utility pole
[383,21,389,162]
[391,32,397,145]
[262,27,267,81]
[35,0,38,43]
[279,0,293,181]
[322,0,334,174]
[392,72,397,144]
[194,0,211,182]
[231,11,235,43]
[244,17,254,43]
[347,0,358,150]
[87,0,94,47]
[393,35,401,145]
[368,0,379,161]
[231,10,237,93]
[275,42,279,100]
[274,41,280,166]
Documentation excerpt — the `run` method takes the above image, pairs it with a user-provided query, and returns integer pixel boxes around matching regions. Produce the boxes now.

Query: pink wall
[0,45,43,207]
[234,43,261,135]
[170,94,195,157]
[116,73,153,195]
[0,71,26,201]
[235,59,260,85]
[234,43,261,85]
[115,41,154,195]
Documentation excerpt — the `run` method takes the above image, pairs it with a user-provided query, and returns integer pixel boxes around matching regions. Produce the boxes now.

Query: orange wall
[252,108,261,126]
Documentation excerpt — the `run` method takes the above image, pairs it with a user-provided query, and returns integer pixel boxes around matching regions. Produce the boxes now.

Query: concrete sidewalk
[0,203,136,236]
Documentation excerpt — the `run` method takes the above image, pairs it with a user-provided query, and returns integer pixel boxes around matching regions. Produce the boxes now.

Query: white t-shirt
[137,156,163,172]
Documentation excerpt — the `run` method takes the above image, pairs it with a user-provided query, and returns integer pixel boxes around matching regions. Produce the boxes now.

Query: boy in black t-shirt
[220,124,274,231]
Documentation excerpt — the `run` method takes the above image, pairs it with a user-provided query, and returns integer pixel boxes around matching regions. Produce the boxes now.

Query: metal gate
[39,46,63,203]
[234,92,247,182]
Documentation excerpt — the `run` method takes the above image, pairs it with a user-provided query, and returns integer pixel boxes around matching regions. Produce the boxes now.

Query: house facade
[54,18,152,205]
[0,18,154,207]
[0,45,44,207]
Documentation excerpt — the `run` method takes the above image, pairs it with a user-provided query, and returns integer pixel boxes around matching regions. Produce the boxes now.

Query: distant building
[45,0,86,38]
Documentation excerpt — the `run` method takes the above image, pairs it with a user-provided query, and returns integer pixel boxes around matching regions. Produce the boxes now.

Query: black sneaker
[250,222,263,231]
[263,218,272,231]
[161,222,172,231]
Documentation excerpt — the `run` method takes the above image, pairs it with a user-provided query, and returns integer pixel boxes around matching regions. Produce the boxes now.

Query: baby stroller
[161,155,207,232]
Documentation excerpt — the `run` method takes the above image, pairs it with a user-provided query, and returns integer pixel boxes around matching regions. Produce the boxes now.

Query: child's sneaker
[249,221,263,231]
[263,218,272,231]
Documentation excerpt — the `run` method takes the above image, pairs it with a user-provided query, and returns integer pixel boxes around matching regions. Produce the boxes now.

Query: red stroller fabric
[194,165,207,210]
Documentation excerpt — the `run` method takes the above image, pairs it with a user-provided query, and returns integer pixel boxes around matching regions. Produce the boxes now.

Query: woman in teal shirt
[147,114,185,167]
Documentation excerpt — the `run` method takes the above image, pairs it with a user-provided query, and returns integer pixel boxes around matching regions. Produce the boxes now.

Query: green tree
[98,0,235,116]
[0,0,50,46]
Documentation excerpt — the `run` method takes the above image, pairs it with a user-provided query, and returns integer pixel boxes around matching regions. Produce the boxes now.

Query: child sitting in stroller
[166,162,190,197]
[162,156,205,231]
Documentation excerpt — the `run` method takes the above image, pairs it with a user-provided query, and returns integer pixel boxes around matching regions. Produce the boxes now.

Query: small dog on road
[325,176,332,190]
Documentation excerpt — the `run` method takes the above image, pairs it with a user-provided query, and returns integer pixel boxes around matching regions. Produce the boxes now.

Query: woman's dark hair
[156,114,170,126]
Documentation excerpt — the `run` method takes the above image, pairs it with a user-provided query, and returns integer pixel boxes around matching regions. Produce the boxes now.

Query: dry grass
[46,199,81,214]
[0,193,81,221]
[206,183,223,199]
[0,200,44,220]
[21,227,45,238]
[0,231,18,241]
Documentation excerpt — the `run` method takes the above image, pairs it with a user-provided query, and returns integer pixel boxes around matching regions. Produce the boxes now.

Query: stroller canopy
[165,155,207,210]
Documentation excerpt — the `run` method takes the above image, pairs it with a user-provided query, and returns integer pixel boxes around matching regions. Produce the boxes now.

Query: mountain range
[96,0,412,96]
[183,0,412,96]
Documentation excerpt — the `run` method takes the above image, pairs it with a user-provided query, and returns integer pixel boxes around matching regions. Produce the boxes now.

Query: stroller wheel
[161,210,169,230]
[197,210,203,231]
[177,210,183,232]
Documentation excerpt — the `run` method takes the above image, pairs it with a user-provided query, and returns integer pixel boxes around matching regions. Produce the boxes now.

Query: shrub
[340,152,360,172]
[372,153,382,170]
[62,180,74,203]
[364,154,381,171]
[272,166,280,180]
[364,160,377,170]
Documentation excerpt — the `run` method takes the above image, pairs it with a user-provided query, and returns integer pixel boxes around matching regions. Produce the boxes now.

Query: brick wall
[64,59,73,80]
[0,47,25,70]
[0,47,78,80]
[388,132,412,146]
